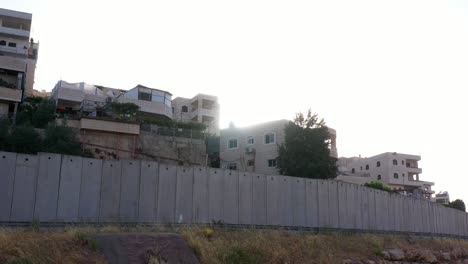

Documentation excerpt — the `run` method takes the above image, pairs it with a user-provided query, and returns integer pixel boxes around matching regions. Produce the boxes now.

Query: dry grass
[2,225,468,264]
[0,228,107,264]
[180,228,468,264]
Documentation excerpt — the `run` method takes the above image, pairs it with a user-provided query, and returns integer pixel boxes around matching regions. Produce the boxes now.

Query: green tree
[446,199,466,212]
[0,118,10,150]
[16,97,56,128]
[7,125,42,154]
[103,102,139,120]
[277,110,337,179]
[42,124,82,155]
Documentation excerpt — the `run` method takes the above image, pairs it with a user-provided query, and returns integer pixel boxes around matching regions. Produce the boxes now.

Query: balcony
[406,165,422,174]
[0,86,22,102]
[0,26,30,39]
[80,118,140,135]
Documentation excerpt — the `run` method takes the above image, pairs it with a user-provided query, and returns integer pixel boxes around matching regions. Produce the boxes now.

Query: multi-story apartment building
[172,94,219,135]
[50,81,173,119]
[336,152,434,199]
[0,8,39,117]
[220,119,338,175]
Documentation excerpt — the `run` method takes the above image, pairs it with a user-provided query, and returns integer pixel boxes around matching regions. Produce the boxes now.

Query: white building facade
[220,119,338,175]
[0,8,39,117]
[336,152,434,199]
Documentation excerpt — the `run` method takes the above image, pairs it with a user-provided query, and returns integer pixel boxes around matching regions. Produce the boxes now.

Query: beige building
[336,152,434,199]
[172,94,219,135]
[220,119,338,175]
[0,8,39,117]
[431,191,450,205]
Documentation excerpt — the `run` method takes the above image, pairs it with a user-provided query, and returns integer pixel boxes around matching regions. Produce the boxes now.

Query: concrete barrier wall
[0,151,467,237]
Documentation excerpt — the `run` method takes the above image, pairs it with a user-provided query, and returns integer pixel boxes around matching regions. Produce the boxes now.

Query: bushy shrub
[7,125,42,154]
[42,125,81,155]
[73,232,98,252]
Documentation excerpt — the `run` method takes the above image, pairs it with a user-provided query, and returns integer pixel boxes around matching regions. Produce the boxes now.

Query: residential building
[336,152,434,199]
[172,94,219,135]
[219,119,338,175]
[50,81,173,119]
[0,8,39,117]
[431,191,450,205]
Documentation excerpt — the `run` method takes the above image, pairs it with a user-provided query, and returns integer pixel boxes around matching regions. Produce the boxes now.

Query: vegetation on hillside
[446,199,466,212]
[277,110,337,179]
[16,97,56,128]
[364,181,393,192]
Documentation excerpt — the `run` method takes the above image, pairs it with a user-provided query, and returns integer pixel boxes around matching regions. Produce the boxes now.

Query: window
[365,164,369,170]
[138,90,152,101]
[401,160,404,165]
[377,175,382,180]
[247,136,255,145]
[181,105,188,112]
[172,107,174,113]
[228,138,238,149]
[8,42,16,48]
[392,159,398,165]
[227,163,237,170]
[360,166,363,171]
[376,161,381,167]
[352,168,355,173]
[394,173,399,179]
[0,40,5,46]
[264,133,275,144]
[402,173,405,177]
[247,160,254,166]
[268,159,277,167]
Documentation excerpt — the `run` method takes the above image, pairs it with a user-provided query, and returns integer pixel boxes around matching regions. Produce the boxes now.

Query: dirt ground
[93,233,199,264]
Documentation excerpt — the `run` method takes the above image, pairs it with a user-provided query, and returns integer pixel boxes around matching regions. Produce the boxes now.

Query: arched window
[365,164,369,170]
[401,160,404,165]
[0,40,6,46]
[393,159,398,165]
[181,105,188,112]
[376,161,381,167]
[393,173,399,179]
[377,175,382,180]
[352,168,355,173]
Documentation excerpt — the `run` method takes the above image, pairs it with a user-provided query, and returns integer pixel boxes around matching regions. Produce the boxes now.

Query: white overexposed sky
[3,0,468,201]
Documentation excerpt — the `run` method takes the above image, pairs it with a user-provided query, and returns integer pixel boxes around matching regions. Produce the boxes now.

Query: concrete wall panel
[344,183,357,229]
[0,152,16,222]
[57,155,83,222]
[10,154,38,222]
[305,179,319,228]
[317,180,329,227]
[192,166,209,223]
[78,158,102,222]
[175,166,194,223]
[328,180,339,228]
[338,182,348,229]
[280,176,293,226]
[99,160,122,222]
[34,153,62,222]
[223,169,239,224]
[367,189,376,230]
[386,194,396,231]
[208,168,223,222]
[375,191,388,231]
[291,177,306,227]
[252,174,267,225]
[267,175,281,226]
[138,160,159,222]
[354,185,363,230]
[239,172,253,225]
[360,187,370,230]
[157,164,177,223]
[120,160,140,222]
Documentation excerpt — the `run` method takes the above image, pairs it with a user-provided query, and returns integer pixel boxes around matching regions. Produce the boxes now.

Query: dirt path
[93,233,199,264]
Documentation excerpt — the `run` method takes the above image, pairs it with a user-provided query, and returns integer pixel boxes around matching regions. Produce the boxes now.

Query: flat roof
[0,8,32,20]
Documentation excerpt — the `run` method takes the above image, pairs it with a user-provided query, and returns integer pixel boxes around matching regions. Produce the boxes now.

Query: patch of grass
[219,246,265,264]
[73,232,98,252]
[31,220,40,233]
[373,248,385,257]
